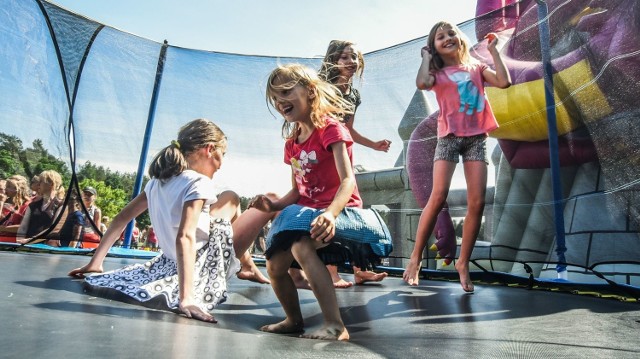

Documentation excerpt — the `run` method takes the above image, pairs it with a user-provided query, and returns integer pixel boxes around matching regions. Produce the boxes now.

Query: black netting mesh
[1,0,639,292]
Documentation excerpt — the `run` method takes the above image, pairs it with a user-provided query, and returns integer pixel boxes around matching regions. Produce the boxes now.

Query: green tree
[0,149,22,178]
[0,133,70,182]
[240,196,252,211]
[77,167,151,229]
[77,161,144,195]
[0,133,25,178]
[78,178,130,221]
[25,139,70,181]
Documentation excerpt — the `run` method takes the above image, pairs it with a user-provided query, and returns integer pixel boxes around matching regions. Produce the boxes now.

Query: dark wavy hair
[318,40,365,84]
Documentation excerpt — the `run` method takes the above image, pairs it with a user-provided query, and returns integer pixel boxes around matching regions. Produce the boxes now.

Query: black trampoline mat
[1,251,639,358]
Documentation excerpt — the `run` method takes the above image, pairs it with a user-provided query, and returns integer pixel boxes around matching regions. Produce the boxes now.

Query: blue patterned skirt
[264,204,393,270]
[84,218,240,314]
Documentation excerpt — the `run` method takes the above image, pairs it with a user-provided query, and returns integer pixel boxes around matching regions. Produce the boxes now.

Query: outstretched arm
[344,116,391,152]
[249,171,299,213]
[68,192,148,278]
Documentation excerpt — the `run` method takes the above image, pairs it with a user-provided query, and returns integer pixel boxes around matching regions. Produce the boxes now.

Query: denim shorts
[434,133,488,164]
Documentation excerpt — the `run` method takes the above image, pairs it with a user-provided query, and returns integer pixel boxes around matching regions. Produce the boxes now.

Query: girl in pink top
[403,21,511,292]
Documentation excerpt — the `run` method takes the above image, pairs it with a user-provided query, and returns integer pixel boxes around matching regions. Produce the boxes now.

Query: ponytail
[148,119,226,180]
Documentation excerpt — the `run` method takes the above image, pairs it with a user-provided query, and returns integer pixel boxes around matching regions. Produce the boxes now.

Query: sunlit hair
[148,118,227,180]
[6,175,31,207]
[38,170,64,199]
[318,40,365,84]
[427,21,473,71]
[266,64,353,139]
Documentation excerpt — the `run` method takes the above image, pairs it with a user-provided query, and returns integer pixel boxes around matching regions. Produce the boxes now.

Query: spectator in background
[80,186,102,248]
[16,170,64,242]
[100,216,110,233]
[139,225,148,247]
[0,175,33,238]
[132,221,141,248]
[30,175,41,198]
[119,220,140,248]
[146,225,158,251]
[54,191,85,248]
[0,179,12,218]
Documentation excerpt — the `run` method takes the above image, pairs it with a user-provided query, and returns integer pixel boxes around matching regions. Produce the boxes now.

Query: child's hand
[421,45,432,60]
[248,195,274,212]
[374,139,391,152]
[179,300,217,323]
[485,33,499,52]
[68,263,104,278]
[310,212,336,244]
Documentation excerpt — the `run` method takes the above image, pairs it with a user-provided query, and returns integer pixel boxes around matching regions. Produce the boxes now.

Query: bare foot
[333,278,354,288]
[289,268,312,290]
[260,318,304,334]
[402,260,421,286]
[237,266,271,284]
[455,261,474,293]
[327,264,353,288]
[354,270,388,285]
[301,325,349,341]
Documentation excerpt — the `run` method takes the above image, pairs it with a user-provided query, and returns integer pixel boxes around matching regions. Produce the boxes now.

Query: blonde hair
[6,175,31,207]
[427,21,473,71]
[318,40,365,84]
[148,119,226,180]
[38,170,64,199]
[266,64,353,139]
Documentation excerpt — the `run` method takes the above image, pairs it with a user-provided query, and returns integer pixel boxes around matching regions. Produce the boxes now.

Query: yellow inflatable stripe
[487,60,611,141]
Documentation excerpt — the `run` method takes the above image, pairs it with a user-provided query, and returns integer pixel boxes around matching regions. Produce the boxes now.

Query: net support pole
[122,40,169,248]
[536,0,567,278]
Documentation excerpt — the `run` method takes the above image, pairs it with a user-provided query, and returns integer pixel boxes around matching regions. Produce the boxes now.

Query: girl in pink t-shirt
[403,21,511,292]
[250,64,392,341]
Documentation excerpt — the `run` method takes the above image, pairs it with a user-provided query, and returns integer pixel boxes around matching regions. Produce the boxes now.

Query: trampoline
[3,0,640,357]
[1,250,639,358]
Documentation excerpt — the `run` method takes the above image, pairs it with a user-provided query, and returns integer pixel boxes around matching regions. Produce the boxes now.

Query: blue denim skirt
[264,204,393,269]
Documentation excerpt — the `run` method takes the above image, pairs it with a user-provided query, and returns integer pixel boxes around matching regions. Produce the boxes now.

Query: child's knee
[290,239,317,262]
[466,197,485,213]
[266,259,290,278]
[217,190,240,206]
[429,192,449,207]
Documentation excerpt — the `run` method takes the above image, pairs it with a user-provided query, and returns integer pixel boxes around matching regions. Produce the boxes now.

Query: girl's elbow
[497,78,512,89]
[416,80,430,90]
[345,177,357,191]
[176,234,196,246]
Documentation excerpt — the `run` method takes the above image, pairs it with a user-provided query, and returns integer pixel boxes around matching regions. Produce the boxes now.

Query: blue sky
[51,0,477,57]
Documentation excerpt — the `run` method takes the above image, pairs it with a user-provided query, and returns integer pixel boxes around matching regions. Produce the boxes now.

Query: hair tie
[171,140,181,149]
